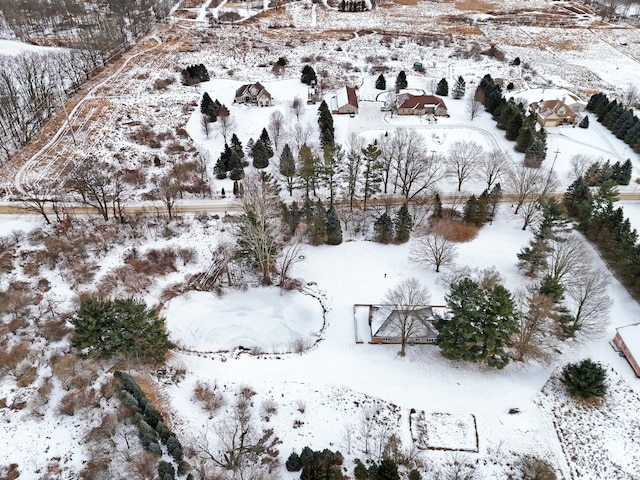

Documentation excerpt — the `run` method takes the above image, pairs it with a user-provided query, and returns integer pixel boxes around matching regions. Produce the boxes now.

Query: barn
[612,323,640,377]
[329,86,359,115]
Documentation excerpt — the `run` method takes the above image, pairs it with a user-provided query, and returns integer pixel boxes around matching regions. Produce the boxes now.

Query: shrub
[435,219,479,243]
[286,452,302,472]
[157,460,176,480]
[561,359,607,399]
[192,380,224,412]
[300,446,314,467]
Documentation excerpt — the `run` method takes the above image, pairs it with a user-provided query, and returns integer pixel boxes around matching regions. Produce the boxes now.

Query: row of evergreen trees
[583,159,632,186]
[182,63,210,86]
[587,92,640,153]
[115,371,191,479]
[214,128,275,179]
[477,74,547,167]
[286,447,344,479]
[373,204,413,244]
[565,177,640,299]
[434,76,466,99]
[281,198,343,245]
[461,184,502,226]
[338,0,369,11]
[200,92,222,122]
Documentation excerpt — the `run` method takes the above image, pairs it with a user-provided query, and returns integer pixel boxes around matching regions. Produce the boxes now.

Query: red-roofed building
[613,323,640,377]
[330,86,359,115]
[395,93,448,116]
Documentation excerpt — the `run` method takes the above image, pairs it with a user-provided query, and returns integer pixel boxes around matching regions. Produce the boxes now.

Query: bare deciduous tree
[65,158,114,221]
[545,234,587,285]
[435,452,480,480]
[564,268,611,340]
[20,179,62,225]
[382,277,432,356]
[290,96,305,121]
[466,95,482,121]
[569,154,594,180]
[411,223,458,273]
[505,163,546,215]
[267,110,286,152]
[200,113,211,138]
[289,122,312,154]
[216,105,236,143]
[390,128,445,201]
[236,173,282,285]
[480,149,510,190]
[447,140,483,191]
[277,230,304,288]
[155,174,179,220]
[513,289,555,362]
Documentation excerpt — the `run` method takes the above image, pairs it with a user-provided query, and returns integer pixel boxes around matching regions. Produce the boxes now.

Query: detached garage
[613,323,640,377]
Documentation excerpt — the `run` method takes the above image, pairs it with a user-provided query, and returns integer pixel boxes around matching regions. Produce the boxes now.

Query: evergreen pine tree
[299,145,317,197]
[377,458,400,480]
[463,195,480,224]
[259,128,274,157]
[578,115,589,128]
[251,139,271,169]
[353,461,368,480]
[435,279,518,368]
[71,297,174,364]
[230,134,243,160]
[310,200,328,245]
[301,65,317,85]
[318,100,335,150]
[395,70,407,91]
[432,192,443,219]
[561,359,607,399]
[515,124,535,153]
[524,137,545,168]
[394,203,413,243]
[436,78,448,96]
[279,143,296,195]
[375,74,386,90]
[374,212,393,243]
[326,204,343,245]
[505,111,524,141]
[452,75,466,99]
[488,183,502,222]
[361,142,383,211]
[286,452,303,472]
[496,102,516,130]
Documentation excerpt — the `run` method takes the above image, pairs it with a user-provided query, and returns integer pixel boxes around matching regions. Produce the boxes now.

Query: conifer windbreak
[71,297,173,364]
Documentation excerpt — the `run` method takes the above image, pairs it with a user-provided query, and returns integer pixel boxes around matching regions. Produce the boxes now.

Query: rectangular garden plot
[410,410,478,452]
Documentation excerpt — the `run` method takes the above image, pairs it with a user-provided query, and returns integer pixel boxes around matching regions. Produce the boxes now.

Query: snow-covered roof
[617,323,640,357]
[330,86,358,111]
[370,305,448,338]
[513,88,587,107]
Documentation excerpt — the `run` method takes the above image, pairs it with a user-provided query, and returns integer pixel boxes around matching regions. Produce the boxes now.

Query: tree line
[587,92,640,154]
[0,0,171,164]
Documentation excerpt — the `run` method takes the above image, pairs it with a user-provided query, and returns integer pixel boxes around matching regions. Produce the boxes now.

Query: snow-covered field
[2,0,640,478]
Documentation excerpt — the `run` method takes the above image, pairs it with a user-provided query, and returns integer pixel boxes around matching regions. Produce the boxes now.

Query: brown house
[612,323,640,377]
[369,305,447,344]
[395,93,448,116]
[234,82,273,107]
[529,99,576,127]
[330,86,359,115]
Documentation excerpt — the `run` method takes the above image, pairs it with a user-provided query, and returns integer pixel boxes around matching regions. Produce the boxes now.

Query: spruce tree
[318,101,335,150]
[505,111,524,141]
[301,65,317,85]
[578,115,589,128]
[279,143,296,195]
[326,205,343,245]
[524,137,545,168]
[436,78,448,96]
[463,195,480,224]
[432,192,443,219]
[395,70,408,91]
[488,183,502,222]
[310,200,327,245]
[71,297,174,364]
[286,452,303,472]
[375,74,386,90]
[515,124,535,153]
[436,279,518,368]
[230,134,243,160]
[452,75,466,99]
[561,359,607,399]
[259,128,274,157]
[394,203,413,243]
[377,458,400,480]
[251,139,271,169]
[362,143,383,211]
[374,212,393,243]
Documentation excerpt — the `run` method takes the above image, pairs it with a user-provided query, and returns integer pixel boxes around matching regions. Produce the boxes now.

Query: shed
[613,323,640,376]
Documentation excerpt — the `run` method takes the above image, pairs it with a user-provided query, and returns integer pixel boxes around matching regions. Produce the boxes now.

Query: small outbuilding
[395,93,448,116]
[329,86,359,115]
[613,323,640,377]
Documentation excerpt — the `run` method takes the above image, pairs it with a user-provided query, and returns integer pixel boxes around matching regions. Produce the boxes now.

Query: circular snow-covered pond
[164,287,324,353]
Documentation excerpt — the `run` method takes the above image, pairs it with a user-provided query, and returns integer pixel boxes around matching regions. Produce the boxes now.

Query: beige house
[329,86,359,115]
[395,94,448,116]
[530,99,576,127]
[234,82,273,107]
